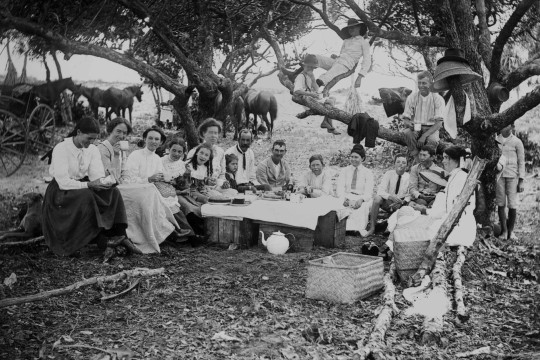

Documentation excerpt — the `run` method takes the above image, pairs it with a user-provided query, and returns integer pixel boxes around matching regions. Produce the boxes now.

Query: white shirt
[186,162,209,180]
[336,164,374,201]
[225,145,257,184]
[339,35,371,76]
[378,170,410,200]
[186,144,225,180]
[273,162,282,179]
[402,91,445,125]
[123,148,163,183]
[298,169,333,197]
[162,156,186,179]
[49,137,105,190]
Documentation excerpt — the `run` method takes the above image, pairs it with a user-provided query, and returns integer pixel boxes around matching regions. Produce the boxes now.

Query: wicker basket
[393,227,431,283]
[306,252,383,304]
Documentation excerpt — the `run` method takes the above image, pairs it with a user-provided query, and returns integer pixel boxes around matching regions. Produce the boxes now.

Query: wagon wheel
[0,109,28,177]
[27,103,60,155]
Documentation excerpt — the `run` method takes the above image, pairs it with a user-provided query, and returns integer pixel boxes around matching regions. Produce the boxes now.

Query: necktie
[395,174,402,195]
[351,167,358,190]
[237,145,246,170]
[77,150,85,176]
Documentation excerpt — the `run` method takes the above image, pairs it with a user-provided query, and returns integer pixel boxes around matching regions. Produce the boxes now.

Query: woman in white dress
[118,127,194,252]
[297,154,333,198]
[97,117,131,180]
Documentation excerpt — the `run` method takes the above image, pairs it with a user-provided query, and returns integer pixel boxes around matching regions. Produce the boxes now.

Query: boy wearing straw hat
[401,71,445,158]
[293,54,340,135]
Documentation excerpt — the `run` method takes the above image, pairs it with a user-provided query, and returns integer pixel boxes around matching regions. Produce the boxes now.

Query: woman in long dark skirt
[42,116,131,256]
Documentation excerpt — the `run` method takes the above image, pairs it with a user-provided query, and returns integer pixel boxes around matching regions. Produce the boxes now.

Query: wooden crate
[256,221,314,252]
[204,217,258,248]
[313,211,346,248]
[254,211,346,252]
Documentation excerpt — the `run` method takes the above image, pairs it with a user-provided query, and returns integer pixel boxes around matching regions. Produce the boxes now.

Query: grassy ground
[1,87,539,359]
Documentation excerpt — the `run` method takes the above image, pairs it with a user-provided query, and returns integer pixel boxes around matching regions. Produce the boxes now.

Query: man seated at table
[336,144,374,236]
[256,140,291,188]
[225,129,272,192]
[365,153,410,236]
[401,71,445,159]
[408,145,444,207]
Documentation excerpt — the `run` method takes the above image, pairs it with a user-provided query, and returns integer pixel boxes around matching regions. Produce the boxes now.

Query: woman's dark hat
[301,54,318,67]
[142,126,167,144]
[341,19,367,38]
[431,48,482,92]
[436,48,469,65]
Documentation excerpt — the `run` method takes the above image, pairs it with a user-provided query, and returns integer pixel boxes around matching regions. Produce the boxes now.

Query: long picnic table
[201,196,350,250]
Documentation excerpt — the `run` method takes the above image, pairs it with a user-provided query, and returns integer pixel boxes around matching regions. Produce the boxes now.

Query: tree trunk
[42,54,50,82]
[51,50,63,79]
[172,96,199,148]
[420,255,448,346]
[411,157,487,285]
[453,246,469,322]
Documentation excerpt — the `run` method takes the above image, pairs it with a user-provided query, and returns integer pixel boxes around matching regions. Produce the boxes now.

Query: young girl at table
[224,154,239,190]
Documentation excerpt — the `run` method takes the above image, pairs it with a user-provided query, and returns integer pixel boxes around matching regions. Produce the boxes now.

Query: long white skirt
[118,183,179,254]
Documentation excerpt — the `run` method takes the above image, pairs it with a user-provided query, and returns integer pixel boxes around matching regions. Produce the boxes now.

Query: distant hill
[0,74,136,88]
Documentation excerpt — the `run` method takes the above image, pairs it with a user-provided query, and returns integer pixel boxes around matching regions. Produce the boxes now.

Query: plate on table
[260,197,283,201]
[228,203,250,207]
[208,199,231,205]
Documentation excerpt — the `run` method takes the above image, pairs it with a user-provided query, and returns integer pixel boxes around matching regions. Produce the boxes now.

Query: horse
[76,85,111,120]
[103,85,144,123]
[31,77,80,107]
[231,95,246,140]
[241,89,278,139]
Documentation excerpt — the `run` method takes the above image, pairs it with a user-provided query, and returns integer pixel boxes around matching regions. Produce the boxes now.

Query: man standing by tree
[496,124,525,240]
[401,71,445,158]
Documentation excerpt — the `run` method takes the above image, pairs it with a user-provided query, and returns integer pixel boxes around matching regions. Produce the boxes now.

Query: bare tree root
[0,268,164,308]
[453,246,469,322]
[0,236,45,247]
[354,261,399,360]
[420,256,448,346]
[456,346,540,359]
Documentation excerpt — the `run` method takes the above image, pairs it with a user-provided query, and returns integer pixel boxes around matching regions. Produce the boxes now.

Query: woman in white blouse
[297,154,333,198]
[42,117,129,256]
[122,127,195,243]
[98,117,131,180]
[336,144,374,235]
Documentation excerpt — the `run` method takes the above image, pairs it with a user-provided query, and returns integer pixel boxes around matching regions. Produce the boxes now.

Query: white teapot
[260,231,295,255]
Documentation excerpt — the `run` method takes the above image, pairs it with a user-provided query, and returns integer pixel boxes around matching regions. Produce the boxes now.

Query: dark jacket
[347,112,379,147]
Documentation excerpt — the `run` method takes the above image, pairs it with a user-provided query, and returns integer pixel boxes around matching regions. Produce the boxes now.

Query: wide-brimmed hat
[341,19,367,38]
[437,48,469,65]
[301,54,318,67]
[420,170,448,187]
[431,48,482,92]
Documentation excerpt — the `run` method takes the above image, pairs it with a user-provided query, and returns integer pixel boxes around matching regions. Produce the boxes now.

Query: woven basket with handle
[393,227,431,283]
[306,252,383,304]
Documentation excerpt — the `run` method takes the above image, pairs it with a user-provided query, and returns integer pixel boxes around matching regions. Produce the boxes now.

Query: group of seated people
[42,113,474,257]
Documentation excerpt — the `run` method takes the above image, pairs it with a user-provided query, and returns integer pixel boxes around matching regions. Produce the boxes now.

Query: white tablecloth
[201,196,349,230]
[119,183,179,254]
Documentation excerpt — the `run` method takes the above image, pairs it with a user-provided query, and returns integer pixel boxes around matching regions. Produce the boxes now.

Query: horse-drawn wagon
[0,78,79,177]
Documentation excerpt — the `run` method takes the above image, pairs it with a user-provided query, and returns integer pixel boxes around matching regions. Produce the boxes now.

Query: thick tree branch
[482,85,540,132]
[288,0,344,38]
[343,0,447,47]
[490,0,537,80]
[475,0,492,66]
[248,67,278,88]
[0,12,185,97]
[115,0,204,81]
[502,53,540,91]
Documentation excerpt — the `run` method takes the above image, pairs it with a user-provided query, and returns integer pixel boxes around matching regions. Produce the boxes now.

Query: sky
[0,23,418,98]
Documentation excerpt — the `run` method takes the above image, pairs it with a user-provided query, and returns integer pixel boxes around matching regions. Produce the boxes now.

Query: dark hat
[420,169,448,187]
[487,82,510,102]
[341,19,367,38]
[142,126,167,144]
[436,48,469,65]
[301,54,318,67]
[350,144,366,158]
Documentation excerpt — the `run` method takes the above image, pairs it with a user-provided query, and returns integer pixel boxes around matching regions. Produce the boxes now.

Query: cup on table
[414,123,422,132]
[119,140,130,151]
